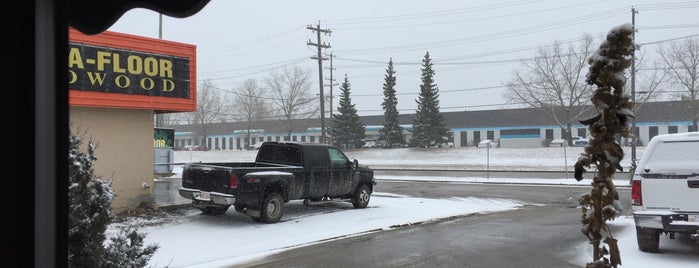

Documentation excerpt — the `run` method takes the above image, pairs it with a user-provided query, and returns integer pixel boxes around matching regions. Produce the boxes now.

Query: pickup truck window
[305,146,330,170]
[328,148,349,168]
[257,144,302,165]
[646,140,699,164]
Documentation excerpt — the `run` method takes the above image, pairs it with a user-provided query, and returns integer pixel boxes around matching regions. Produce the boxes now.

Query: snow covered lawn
[130,146,698,268]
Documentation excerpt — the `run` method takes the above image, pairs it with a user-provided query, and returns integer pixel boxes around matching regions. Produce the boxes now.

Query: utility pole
[155,13,165,128]
[307,22,331,144]
[325,52,338,145]
[631,7,639,162]
[158,13,163,39]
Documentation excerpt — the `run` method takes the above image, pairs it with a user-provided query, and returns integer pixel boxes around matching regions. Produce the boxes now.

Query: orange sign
[68,28,196,112]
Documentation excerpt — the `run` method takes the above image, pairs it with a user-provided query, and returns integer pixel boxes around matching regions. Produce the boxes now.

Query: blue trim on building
[450,123,601,132]
[501,134,541,139]
[635,121,691,126]
[232,129,264,134]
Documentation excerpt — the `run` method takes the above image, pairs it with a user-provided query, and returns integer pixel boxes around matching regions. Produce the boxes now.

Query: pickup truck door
[328,147,354,196]
[305,146,332,199]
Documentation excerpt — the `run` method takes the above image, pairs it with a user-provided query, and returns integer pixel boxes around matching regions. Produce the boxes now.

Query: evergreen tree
[102,227,159,268]
[68,130,158,268]
[331,74,366,148]
[68,132,113,267]
[410,51,448,147]
[378,58,405,148]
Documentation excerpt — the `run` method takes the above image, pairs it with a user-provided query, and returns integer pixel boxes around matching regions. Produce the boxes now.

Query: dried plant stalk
[574,23,635,268]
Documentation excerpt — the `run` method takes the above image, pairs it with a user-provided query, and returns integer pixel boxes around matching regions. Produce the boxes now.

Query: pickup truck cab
[631,132,699,252]
[178,141,376,223]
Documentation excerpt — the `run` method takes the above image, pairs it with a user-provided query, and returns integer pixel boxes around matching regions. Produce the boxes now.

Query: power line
[202,56,308,76]
[332,0,609,31]
[638,34,699,46]
[327,0,546,25]
[198,26,305,56]
[333,8,627,55]
[638,24,699,30]
[635,1,699,11]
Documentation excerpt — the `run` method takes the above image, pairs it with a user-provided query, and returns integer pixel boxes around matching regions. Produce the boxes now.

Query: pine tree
[68,130,158,268]
[331,74,366,148]
[410,51,448,147]
[68,132,113,267]
[378,58,405,148]
[102,227,159,268]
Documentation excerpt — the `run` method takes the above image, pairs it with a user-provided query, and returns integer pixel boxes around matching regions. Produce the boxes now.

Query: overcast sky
[108,0,699,116]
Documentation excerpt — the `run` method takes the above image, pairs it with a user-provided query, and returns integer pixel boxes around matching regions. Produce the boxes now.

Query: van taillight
[229,174,238,188]
[631,180,642,206]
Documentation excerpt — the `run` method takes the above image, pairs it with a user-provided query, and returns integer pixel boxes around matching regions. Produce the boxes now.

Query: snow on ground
[175,146,641,172]
[126,146,699,267]
[131,193,525,267]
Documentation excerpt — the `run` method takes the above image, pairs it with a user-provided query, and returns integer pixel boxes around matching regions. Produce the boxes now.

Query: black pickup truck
[178,141,376,223]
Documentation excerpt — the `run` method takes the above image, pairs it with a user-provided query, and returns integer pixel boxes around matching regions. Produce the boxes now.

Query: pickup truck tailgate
[641,173,699,212]
[182,164,235,192]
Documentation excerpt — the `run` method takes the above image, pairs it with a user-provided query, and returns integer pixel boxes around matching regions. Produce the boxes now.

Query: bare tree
[657,37,699,130]
[232,78,270,148]
[159,113,187,127]
[186,79,228,148]
[633,50,667,106]
[624,50,667,147]
[265,66,318,139]
[504,35,596,145]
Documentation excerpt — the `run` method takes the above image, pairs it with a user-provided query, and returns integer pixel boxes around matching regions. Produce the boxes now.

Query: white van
[631,132,699,252]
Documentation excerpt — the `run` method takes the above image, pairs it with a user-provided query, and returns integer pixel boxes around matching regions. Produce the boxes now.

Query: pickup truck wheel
[260,193,284,223]
[200,205,229,215]
[352,185,371,209]
[636,226,660,252]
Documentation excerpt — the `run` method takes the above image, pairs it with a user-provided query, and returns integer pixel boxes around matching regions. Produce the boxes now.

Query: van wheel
[260,193,284,223]
[200,205,229,215]
[352,185,371,209]
[636,226,660,252]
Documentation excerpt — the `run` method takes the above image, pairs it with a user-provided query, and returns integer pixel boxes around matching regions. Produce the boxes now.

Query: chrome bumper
[633,211,699,233]
[178,187,236,205]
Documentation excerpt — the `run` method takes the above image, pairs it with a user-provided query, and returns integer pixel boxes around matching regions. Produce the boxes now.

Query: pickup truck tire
[259,192,284,223]
[636,226,660,252]
[200,205,229,215]
[352,184,371,209]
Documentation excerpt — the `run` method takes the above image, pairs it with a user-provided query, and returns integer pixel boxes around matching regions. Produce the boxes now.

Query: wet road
[373,168,631,181]
[239,178,632,268]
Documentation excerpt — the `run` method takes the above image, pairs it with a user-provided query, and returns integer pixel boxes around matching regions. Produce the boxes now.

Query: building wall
[173,103,696,149]
[500,138,542,148]
[176,131,327,151]
[70,107,154,213]
[452,130,501,147]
